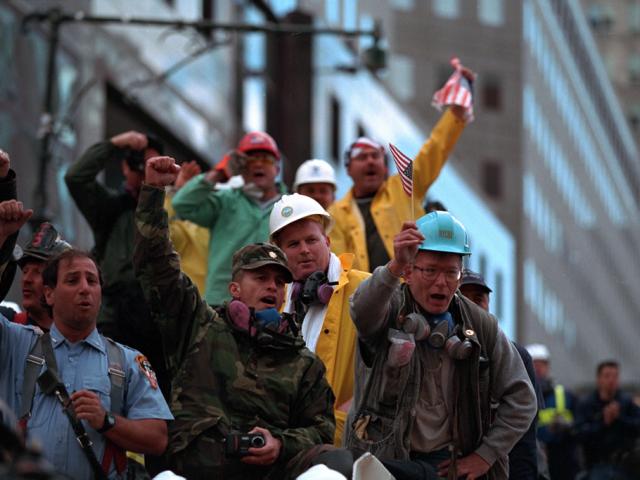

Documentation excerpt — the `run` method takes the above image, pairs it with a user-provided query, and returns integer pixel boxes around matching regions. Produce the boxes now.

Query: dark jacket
[133,185,335,479]
[346,266,537,480]
[575,389,640,467]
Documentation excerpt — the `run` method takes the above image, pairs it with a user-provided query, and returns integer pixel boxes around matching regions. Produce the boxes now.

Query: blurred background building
[581,0,640,147]
[1,0,638,390]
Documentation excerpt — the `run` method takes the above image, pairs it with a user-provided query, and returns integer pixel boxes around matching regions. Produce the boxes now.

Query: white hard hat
[526,343,550,361]
[293,159,337,191]
[269,193,332,241]
[296,464,347,480]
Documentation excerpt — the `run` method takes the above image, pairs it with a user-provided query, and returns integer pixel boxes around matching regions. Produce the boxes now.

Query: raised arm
[171,172,223,229]
[350,221,423,340]
[133,156,212,375]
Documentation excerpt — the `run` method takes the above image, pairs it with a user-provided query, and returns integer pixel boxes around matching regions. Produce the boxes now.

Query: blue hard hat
[416,211,471,256]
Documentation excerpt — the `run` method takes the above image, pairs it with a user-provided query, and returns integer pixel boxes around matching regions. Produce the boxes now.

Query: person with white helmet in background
[526,343,580,480]
[345,211,536,480]
[269,193,370,446]
[172,131,286,306]
[293,159,337,209]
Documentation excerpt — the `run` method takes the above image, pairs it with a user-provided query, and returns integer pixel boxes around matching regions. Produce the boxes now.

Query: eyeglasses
[246,152,277,165]
[411,265,461,283]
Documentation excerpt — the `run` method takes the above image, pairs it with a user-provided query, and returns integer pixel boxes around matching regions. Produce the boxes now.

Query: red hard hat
[237,131,280,159]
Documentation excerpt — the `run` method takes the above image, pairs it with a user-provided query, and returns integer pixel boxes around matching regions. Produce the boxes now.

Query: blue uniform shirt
[0,314,173,479]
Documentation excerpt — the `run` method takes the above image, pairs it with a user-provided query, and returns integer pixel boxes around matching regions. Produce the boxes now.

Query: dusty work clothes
[172,174,284,305]
[282,253,370,445]
[345,266,537,479]
[164,192,209,295]
[0,317,173,480]
[328,109,465,272]
[133,186,334,479]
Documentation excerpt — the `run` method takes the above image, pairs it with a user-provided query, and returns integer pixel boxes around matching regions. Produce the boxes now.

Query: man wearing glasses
[172,131,285,306]
[345,211,536,480]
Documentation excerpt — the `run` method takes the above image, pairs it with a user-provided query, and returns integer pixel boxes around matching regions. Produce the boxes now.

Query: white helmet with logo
[526,343,550,361]
[269,193,332,242]
[293,159,337,191]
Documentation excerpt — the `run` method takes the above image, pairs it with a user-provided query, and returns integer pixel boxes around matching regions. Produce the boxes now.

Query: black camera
[121,148,146,173]
[224,432,266,457]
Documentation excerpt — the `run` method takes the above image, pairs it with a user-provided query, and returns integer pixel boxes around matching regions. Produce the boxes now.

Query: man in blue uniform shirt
[0,239,172,479]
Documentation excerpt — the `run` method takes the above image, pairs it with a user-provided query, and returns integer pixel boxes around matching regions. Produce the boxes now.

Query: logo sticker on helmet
[281,206,293,217]
[268,251,277,259]
[439,230,453,239]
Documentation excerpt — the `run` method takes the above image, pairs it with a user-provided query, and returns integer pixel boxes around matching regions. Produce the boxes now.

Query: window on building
[587,4,614,32]
[494,271,503,318]
[388,54,415,102]
[630,3,640,32]
[357,123,367,138]
[628,104,640,131]
[325,0,340,24]
[482,74,502,110]
[330,95,341,162]
[478,254,487,278]
[391,0,414,11]
[478,0,504,27]
[629,54,640,83]
[483,161,503,199]
[433,0,459,19]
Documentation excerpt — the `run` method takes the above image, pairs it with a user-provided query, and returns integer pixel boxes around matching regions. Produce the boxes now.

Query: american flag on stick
[432,57,475,122]
[389,143,413,197]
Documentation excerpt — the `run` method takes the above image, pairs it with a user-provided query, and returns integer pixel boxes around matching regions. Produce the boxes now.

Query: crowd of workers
[0,60,638,480]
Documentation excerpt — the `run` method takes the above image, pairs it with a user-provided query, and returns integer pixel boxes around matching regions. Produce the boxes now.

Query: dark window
[330,95,341,162]
[482,74,502,110]
[478,254,487,278]
[357,123,367,138]
[200,1,215,38]
[482,160,502,199]
[494,271,503,318]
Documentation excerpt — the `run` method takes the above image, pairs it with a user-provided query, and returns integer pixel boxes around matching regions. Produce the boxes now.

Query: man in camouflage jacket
[133,156,339,479]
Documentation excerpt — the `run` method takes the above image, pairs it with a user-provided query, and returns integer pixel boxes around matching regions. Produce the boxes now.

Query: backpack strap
[19,332,47,425]
[103,336,126,416]
[101,336,129,476]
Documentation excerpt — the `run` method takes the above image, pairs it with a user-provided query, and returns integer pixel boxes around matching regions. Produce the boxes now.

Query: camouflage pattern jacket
[133,185,335,477]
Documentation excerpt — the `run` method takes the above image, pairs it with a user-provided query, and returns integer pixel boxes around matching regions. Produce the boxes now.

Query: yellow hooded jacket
[328,109,465,272]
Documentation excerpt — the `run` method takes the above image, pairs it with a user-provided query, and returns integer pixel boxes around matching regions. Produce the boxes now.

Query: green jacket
[64,141,137,292]
[171,174,284,305]
[133,185,335,478]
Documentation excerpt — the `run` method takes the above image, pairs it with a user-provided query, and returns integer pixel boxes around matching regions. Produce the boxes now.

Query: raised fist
[0,149,10,178]
[145,156,181,188]
[0,200,33,241]
[110,131,148,151]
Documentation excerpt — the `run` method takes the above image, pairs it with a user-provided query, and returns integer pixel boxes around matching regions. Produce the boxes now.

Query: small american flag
[389,143,413,197]
[432,57,475,122]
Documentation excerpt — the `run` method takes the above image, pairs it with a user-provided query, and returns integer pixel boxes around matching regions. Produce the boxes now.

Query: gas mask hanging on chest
[399,309,473,361]
[290,271,336,306]
[227,300,293,343]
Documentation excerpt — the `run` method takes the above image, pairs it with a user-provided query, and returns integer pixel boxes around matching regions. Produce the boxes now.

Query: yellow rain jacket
[164,193,210,295]
[328,109,465,272]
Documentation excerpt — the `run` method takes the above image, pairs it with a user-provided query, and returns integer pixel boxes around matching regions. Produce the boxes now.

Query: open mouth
[78,301,93,308]
[430,293,446,301]
[260,296,276,307]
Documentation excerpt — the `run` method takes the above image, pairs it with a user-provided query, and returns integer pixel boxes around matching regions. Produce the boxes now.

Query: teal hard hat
[416,211,471,256]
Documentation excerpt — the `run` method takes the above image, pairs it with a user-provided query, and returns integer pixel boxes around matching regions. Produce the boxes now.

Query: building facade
[302,0,640,388]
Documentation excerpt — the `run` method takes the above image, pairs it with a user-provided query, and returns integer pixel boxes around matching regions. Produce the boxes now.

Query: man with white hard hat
[293,159,337,210]
[269,193,370,445]
[526,343,579,480]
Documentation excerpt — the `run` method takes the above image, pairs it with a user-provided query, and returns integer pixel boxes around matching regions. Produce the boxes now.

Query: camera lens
[251,435,266,448]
